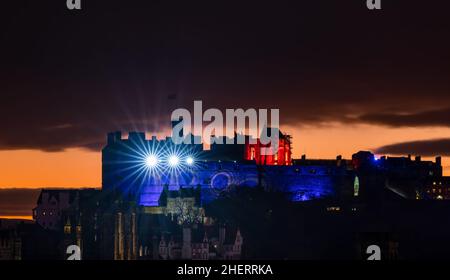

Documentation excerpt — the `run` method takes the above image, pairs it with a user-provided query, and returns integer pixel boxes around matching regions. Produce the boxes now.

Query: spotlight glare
[186,156,194,165]
[168,155,180,167]
[145,155,158,168]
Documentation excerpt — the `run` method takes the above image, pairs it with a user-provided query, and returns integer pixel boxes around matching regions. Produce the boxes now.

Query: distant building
[0,219,52,260]
[352,152,443,200]
[33,190,72,230]
[423,176,450,200]
[0,224,21,260]
[158,225,243,260]
[60,189,103,260]
[33,189,100,231]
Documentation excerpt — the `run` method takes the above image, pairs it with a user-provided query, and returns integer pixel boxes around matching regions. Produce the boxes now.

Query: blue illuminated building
[262,165,341,201]
[101,130,348,206]
[102,122,445,207]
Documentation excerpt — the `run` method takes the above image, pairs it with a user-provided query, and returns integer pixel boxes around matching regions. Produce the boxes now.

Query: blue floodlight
[186,156,194,165]
[145,155,158,168]
[168,155,180,167]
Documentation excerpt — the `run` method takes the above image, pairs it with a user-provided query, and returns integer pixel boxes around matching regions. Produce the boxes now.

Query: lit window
[64,224,71,234]
[353,176,360,197]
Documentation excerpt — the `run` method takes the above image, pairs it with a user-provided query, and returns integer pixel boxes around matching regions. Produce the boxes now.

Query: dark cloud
[375,138,450,157]
[356,108,450,128]
[1,0,450,151]
[0,189,41,216]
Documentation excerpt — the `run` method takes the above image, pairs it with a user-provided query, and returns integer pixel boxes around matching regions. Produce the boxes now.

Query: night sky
[1,0,450,195]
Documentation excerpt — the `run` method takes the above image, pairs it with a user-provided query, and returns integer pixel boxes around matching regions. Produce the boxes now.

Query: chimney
[336,155,342,166]
[301,154,306,160]
[436,156,442,166]
[415,156,421,162]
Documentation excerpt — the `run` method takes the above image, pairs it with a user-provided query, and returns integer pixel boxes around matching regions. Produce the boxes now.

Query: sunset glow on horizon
[0,215,33,220]
[1,124,449,189]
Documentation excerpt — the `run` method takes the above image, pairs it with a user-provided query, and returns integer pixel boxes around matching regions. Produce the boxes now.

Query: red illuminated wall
[244,134,292,165]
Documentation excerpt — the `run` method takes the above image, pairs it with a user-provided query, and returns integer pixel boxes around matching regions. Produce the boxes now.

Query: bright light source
[186,156,194,165]
[168,155,180,167]
[145,155,158,168]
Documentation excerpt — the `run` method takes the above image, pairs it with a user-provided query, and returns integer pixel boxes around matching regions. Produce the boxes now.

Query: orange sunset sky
[1,123,449,189]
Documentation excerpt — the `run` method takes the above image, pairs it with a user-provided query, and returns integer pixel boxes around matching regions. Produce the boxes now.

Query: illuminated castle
[102,119,446,212]
[101,118,347,209]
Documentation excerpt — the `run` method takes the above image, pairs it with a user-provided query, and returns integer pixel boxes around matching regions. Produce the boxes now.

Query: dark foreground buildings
[5,124,450,260]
